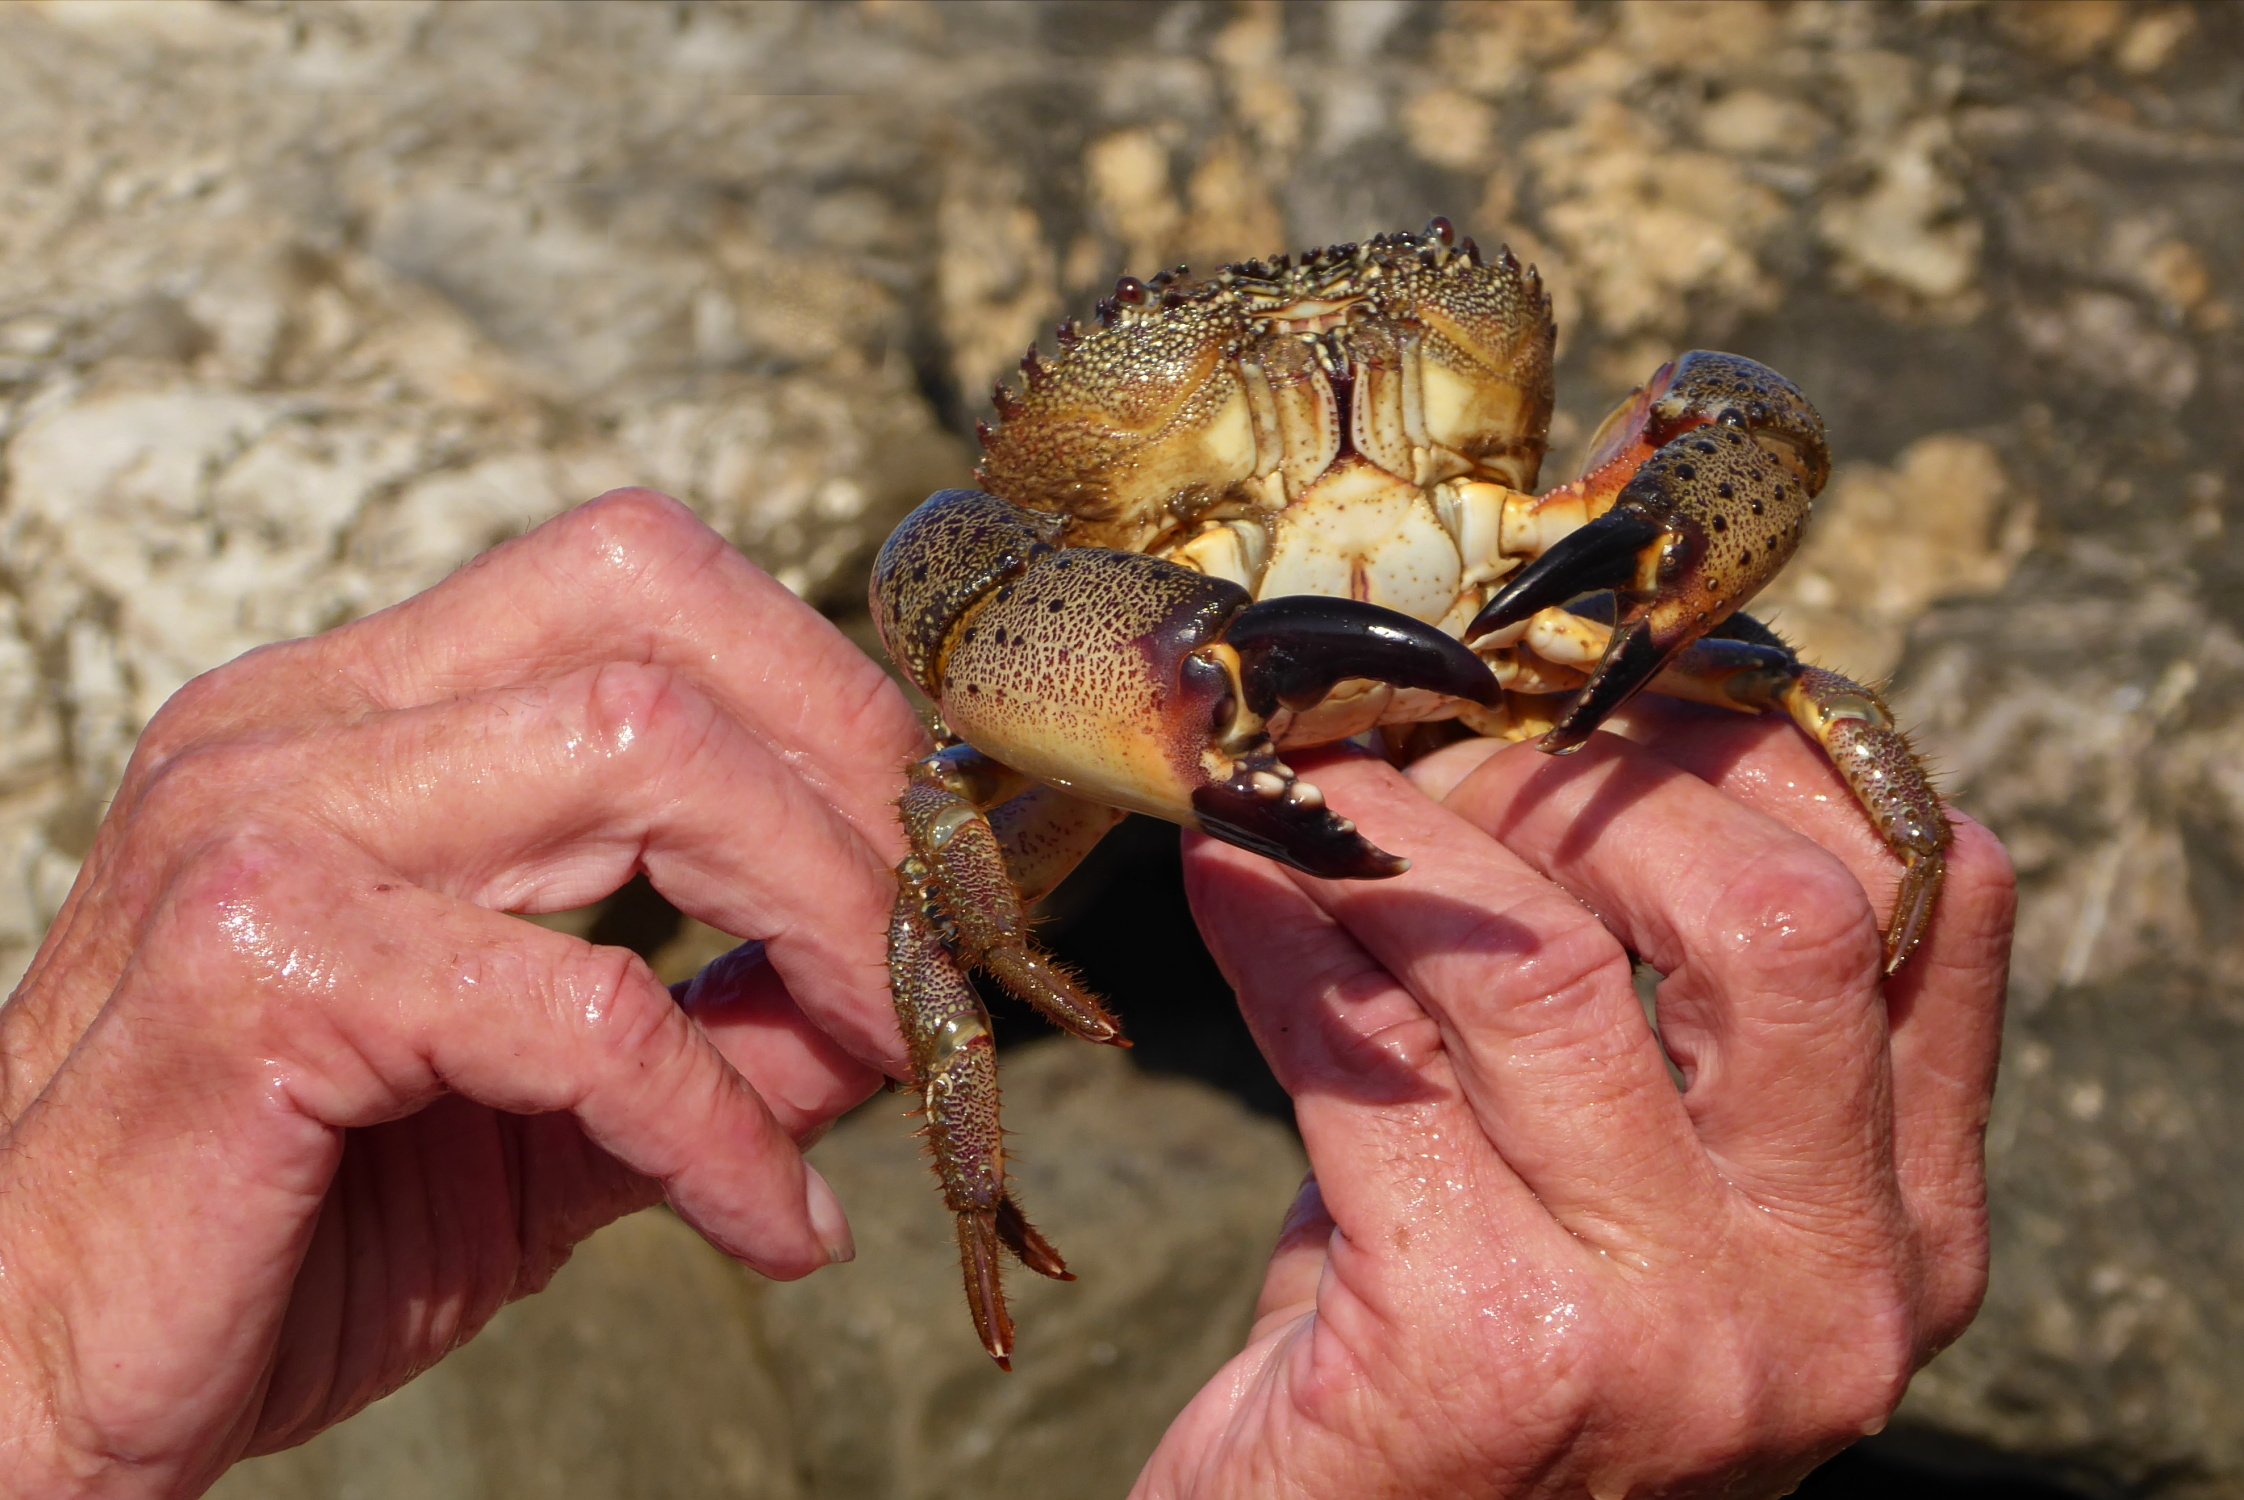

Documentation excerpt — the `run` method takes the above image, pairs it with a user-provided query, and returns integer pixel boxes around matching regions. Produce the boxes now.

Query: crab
[868,219,1949,1368]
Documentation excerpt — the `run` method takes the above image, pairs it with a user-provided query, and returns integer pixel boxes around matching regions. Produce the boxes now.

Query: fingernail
[803,1163,855,1264]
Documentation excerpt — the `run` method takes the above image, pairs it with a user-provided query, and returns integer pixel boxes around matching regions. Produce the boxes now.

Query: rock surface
[3,2,2241,1496]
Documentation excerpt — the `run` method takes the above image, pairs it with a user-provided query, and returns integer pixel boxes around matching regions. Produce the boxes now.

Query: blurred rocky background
[1,1,2237,1496]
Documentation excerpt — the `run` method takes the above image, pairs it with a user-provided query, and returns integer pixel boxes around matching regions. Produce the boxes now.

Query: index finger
[310,489,928,847]
[1232,752,1717,1250]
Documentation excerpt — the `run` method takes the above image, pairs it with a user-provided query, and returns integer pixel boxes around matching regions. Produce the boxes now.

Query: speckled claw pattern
[870,487,1497,883]
[867,222,1956,1361]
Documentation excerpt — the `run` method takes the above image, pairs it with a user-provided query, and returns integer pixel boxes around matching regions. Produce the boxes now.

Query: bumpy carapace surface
[868,220,1950,1368]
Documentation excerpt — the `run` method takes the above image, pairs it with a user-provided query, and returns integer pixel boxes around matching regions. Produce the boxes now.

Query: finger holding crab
[1144,740,2012,1500]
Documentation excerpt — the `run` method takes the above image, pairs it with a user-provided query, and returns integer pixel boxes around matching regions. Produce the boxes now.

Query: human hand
[1145,704,2014,1498]
[0,490,926,1498]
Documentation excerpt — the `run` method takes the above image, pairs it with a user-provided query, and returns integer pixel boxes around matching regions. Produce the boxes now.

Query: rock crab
[869,220,1949,1367]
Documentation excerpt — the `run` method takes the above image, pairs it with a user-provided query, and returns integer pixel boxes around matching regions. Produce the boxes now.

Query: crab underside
[866,220,1951,1367]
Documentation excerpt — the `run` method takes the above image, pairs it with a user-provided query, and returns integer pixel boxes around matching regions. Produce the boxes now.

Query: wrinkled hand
[0,491,925,1497]
[1145,711,2013,1499]
[0,479,2017,1500]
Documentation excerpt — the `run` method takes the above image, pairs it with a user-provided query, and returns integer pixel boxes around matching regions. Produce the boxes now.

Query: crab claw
[1192,593,1499,877]
[1184,590,1499,878]
[1225,594,1503,717]
[1467,351,1830,754]
[1189,750,1404,878]
[874,488,1501,882]
[1469,507,1666,639]
[1467,504,1675,753]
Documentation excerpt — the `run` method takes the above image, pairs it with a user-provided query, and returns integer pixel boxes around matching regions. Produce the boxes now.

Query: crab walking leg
[887,886,1069,1370]
[1653,629,1952,973]
[888,756,1129,1368]
[898,759,1126,1049]
[925,742,1132,905]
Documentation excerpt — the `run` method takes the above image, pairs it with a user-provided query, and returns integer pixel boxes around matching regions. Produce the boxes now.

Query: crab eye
[1113,275,1148,305]
[1425,216,1456,248]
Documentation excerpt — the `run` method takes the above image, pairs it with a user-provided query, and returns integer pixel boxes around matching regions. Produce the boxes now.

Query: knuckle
[1634,1312,1768,1465]
[1498,912,1634,1034]
[1769,1279,1917,1453]
[1714,845,1882,991]
[1653,1322,1892,1478]
[134,678,228,776]
[556,942,675,1058]
[559,488,721,586]
[125,643,298,792]
[153,827,299,979]
[131,737,292,848]
[576,660,713,766]
[1331,1002,1450,1086]
[1636,1258,1917,1482]
[1810,1329,1914,1445]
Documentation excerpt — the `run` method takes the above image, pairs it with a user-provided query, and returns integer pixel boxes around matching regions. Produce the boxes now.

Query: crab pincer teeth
[1538,617,1670,754]
[1224,594,1501,714]
[1191,751,1409,880]
[1468,508,1668,641]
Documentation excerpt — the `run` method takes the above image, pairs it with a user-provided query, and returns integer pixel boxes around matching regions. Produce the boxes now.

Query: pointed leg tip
[996,1195,1073,1281]
[959,1211,1016,1368]
[1881,850,1945,976]
[1881,922,1926,977]
[1049,1010,1124,1048]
